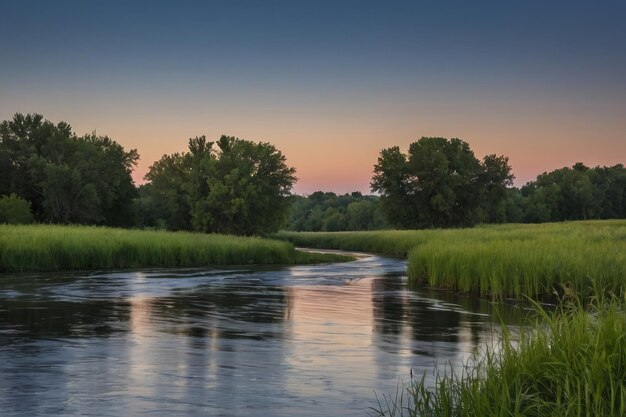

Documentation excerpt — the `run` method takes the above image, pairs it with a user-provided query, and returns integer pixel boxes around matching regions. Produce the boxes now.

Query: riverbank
[372,298,626,417]
[276,221,626,416]
[0,225,353,273]
[275,220,626,301]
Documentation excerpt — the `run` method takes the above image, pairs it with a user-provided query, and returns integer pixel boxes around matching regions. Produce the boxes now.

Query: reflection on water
[0,254,524,417]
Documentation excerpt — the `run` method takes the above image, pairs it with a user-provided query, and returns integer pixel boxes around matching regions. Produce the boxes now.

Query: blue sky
[2,0,625,193]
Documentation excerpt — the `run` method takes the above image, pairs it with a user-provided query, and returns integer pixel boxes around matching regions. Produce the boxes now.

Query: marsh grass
[371,298,626,417]
[276,220,626,300]
[277,223,626,416]
[0,224,352,272]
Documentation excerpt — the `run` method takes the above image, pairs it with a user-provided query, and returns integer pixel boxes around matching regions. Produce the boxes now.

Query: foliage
[273,229,428,257]
[372,299,626,417]
[0,113,138,226]
[0,224,352,273]
[143,135,296,235]
[371,137,513,228]
[275,220,626,301]
[521,162,626,222]
[370,137,624,228]
[284,191,388,231]
[0,193,34,224]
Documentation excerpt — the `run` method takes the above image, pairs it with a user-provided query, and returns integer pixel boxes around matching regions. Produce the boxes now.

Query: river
[0,252,523,417]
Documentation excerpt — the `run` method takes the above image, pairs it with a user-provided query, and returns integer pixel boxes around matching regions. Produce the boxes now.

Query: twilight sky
[1,0,625,194]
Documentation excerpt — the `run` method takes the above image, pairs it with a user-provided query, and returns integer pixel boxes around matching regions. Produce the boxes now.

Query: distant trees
[370,136,624,228]
[142,135,296,235]
[0,113,138,226]
[2,112,623,232]
[372,137,513,228]
[285,191,388,231]
[520,163,625,222]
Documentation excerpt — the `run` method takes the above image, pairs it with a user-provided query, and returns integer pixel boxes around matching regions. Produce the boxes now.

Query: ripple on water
[0,252,524,417]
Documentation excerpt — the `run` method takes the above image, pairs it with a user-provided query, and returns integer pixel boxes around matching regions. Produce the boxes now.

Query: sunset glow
[1,1,624,194]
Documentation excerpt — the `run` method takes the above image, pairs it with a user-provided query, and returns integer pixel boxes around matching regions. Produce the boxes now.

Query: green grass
[276,222,626,416]
[275,220,626,301]
[0,224,353,273]
[372,298,626,417]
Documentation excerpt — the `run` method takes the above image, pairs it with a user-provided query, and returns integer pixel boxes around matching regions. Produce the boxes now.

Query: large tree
[478,154,515,222]
[0,113,138,225]
[372,137,513,228]
[144,135,296,235]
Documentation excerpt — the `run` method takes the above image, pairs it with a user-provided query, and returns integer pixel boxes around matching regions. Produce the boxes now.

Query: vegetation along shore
[276,221,626,416]
[372,298,625,417]
[275,219,626,302]
[0,225,352,273]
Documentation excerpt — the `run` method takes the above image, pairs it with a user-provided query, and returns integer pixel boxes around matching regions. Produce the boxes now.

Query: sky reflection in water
[0,254,523,417]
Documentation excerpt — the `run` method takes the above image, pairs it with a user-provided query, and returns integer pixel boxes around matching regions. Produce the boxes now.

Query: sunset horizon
[2,0,624,195]
[5,112,625,195]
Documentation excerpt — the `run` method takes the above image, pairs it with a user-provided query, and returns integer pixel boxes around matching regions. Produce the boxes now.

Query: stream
[0,252,523,417]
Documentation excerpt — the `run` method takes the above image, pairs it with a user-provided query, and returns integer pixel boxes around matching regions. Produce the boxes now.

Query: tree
[283,191,387,231]
[370,146,414,228]
[0,194,34,224]
[144,135,297,235]
[40,163,101,224]
[479,154,515,223]
[346,200,374,230]
[0,113,138,225]
[372,137,512,228]
[520,163,626,222]
[144,153,193,230]
[0,113,71,218]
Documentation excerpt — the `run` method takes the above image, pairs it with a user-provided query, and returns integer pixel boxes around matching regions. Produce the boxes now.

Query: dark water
[0,252,523,417]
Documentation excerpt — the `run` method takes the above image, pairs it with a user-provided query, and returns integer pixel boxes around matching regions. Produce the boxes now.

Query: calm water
[0,252,523,417]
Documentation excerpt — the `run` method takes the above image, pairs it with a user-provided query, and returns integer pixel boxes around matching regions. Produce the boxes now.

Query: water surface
[0,253,522,416]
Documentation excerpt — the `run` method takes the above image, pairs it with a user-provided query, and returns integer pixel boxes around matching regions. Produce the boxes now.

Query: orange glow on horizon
[3,86,625,195]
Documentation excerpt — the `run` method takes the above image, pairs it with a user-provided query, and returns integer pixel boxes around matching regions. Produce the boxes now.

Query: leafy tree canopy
[0,113,138,226]
[143,135,297,235]
[0,193,34,224]
[284,191,388,231]
[372,137,513,228]
[521,163,625,222]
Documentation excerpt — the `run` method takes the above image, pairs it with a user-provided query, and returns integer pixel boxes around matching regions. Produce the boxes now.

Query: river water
[0,252,522,417]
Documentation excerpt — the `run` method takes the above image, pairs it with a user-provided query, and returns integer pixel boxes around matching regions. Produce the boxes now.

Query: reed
[372,298,626,417]
[0,224,351,273]
[276,220,626,301]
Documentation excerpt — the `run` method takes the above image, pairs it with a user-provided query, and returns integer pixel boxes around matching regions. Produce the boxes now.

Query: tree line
[1,114,624,232]
[0,113,295,235]
[283,138,625,231]
[369,137,625,229]
[0,113,138,226]
[285,192,388,231]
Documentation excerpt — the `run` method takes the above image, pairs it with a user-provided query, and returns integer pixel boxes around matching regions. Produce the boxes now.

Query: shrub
[0,194,34,224]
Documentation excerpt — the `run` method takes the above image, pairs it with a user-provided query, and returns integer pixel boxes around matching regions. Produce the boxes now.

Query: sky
[1,0,625,194]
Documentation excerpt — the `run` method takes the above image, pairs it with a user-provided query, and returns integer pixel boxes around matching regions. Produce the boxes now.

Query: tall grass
[411,221,626,301]
[372,298,626,417]
[276,220,626,300]
[0,224,352,272]
[277,223,626,416]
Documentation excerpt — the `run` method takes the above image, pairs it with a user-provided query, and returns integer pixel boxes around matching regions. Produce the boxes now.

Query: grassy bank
[275,220,626,301]
[373,299,626,417]
[275,229,433,257]
[0,225,352,273]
